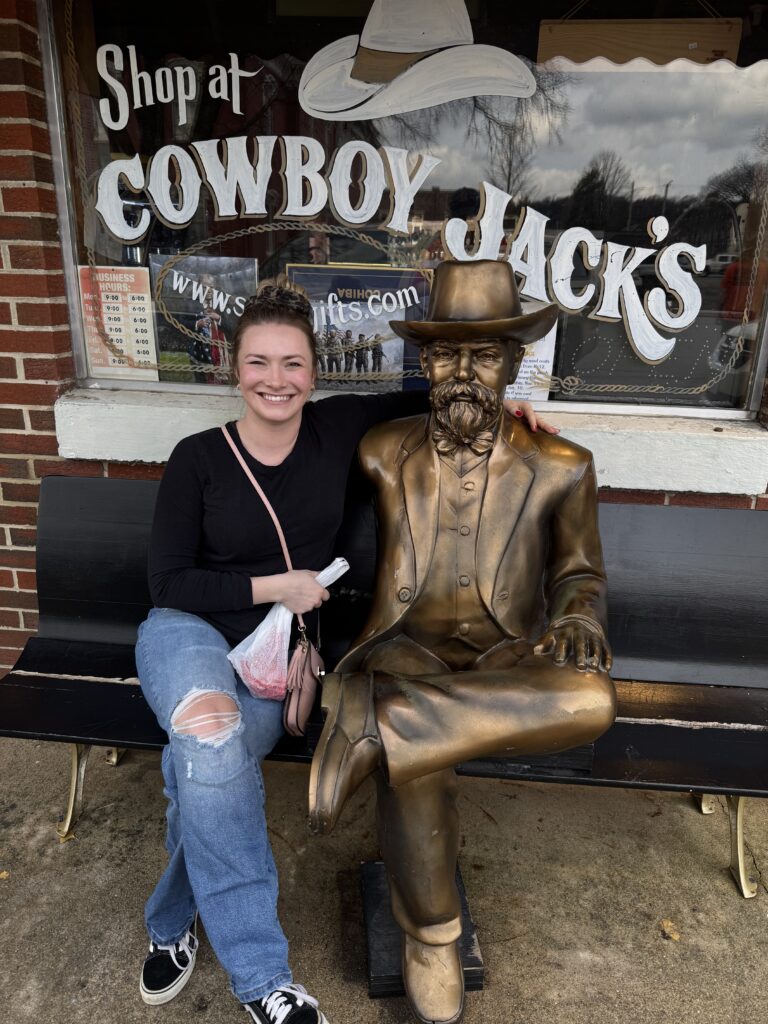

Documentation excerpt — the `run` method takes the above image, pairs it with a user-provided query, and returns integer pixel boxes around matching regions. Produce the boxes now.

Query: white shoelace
[260,984,319,1024]
[150,929,197,971]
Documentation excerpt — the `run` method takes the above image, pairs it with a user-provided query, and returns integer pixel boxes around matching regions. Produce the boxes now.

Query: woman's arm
[149,437,330,615]
[148,440,254,612]
[250,571,329,614]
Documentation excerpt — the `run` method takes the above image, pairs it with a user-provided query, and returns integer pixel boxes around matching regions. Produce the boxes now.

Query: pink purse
[283,627,324,737]
[221,427,324,737]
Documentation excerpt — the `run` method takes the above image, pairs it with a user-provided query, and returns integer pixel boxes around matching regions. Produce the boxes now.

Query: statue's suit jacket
[337,411,607,672]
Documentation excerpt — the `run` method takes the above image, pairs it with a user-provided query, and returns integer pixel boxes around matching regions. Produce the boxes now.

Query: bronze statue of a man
[309,259,616,1024]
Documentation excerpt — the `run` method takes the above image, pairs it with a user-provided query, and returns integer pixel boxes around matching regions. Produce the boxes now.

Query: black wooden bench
[2,474,767,911]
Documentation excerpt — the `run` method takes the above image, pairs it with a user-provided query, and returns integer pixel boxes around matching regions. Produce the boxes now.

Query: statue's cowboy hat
[390,260,559,346]
[298,0,535,123]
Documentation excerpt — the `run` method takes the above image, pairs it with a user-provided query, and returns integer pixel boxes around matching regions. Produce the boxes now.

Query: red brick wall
[0,0,64,669]
[598,489,766,509]
[0,0,765,678]
[0,0,164,673]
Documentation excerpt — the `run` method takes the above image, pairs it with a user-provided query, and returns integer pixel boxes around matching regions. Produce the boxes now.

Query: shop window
[46,0,768,413]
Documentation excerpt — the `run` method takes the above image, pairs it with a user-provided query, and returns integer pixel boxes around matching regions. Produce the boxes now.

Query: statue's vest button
[459,575,470,587]
[458,623,470,635]
[398,587,412,602]
[497,590,509,600]
[459,525,470,536]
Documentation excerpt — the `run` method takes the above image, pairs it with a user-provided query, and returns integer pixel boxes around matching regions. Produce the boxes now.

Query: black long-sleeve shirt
[149,391,427,645]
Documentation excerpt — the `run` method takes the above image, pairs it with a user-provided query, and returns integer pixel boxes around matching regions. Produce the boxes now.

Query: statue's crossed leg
[309,639,615,1023]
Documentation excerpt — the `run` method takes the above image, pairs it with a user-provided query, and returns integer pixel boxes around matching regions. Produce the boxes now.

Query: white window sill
[54,388,768,494]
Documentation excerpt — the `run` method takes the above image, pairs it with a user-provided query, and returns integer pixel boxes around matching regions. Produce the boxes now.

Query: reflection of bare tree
[666,152,768,257]
[567,165,606,227]
[478,68,572,203]
[372,65,572,202]
[489,140,531,203]
[697,154,768,255]
[705,158,768,206]
[668,196,737,256]
[567,149,630,227]
[588,150,631,200]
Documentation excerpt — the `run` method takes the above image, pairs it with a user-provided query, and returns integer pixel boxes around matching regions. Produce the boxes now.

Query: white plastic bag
[228,557,349,699]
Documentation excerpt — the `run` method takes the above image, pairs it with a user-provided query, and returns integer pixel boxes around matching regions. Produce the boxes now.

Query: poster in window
[78,266,159,381]
[505,324,557,403]
[148,255,258,384]
[286,263,431,391]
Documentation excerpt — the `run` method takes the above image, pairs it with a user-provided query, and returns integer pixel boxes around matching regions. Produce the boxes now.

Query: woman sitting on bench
[135,275,551,1024]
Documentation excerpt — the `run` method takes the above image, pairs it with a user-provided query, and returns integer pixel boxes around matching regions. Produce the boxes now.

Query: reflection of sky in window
[376,61,768,201]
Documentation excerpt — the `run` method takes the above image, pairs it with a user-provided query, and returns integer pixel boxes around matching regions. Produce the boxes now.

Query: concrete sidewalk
[1,737,766,1024]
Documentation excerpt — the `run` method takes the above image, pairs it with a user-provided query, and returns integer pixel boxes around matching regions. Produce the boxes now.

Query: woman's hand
[502,399,559,434]
[278,570,330,614]
[267,570,330,614]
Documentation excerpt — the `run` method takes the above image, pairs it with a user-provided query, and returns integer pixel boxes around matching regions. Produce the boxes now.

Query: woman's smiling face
[236,322,316,429]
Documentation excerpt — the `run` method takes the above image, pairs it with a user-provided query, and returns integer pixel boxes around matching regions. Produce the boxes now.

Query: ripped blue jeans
[136,608,289,1003]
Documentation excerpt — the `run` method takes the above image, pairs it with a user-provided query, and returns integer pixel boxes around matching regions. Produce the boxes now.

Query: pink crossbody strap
[220,426,306,629]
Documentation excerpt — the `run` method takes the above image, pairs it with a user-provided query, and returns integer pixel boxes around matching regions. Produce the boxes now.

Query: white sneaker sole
[139,947,197,1006]
[243,1003,330,1023]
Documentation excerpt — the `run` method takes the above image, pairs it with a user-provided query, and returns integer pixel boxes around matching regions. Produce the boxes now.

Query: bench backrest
[37,476,158,645]
[35,476,768,686]
[600,503,767,687]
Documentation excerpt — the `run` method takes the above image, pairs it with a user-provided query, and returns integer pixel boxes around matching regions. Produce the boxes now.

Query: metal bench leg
[695,793,717,815]
[105,747,126,766]
[727,795,758,899]
[56,743,92,843]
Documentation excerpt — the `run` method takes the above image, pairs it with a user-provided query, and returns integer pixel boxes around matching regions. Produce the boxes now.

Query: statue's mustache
[429,380,502,451]
[430,380,500,413]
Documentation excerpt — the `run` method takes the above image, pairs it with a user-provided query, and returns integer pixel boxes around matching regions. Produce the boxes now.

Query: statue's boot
[308,672,381,835]
[402,934,464,1024]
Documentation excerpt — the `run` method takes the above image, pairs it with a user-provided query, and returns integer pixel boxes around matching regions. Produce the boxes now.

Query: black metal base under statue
[361,860,484,999]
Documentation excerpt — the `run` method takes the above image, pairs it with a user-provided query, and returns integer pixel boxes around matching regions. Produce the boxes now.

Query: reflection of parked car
[707,320,756,404]
[704,253,737,275]
[708,320,756,371]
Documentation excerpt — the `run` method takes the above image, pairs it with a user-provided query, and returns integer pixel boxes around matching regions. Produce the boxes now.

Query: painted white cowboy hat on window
[298,0,536,122]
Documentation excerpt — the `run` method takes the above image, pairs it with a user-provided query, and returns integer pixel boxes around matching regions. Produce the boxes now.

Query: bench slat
[593,722,768,797]
[0,676,164,748]
[3,672,767,793]
[14,636,138,681]
[614,679,768,726]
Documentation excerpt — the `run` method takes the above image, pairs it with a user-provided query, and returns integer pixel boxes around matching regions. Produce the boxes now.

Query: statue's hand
[534,624,613,672]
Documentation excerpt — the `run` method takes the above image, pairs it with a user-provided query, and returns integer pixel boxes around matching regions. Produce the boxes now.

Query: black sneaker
[244,984,328,1024]
[139,916,199,1005]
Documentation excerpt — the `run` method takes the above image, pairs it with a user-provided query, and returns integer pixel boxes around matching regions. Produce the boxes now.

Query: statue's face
[421,339,519,447]
[420,339,511,397]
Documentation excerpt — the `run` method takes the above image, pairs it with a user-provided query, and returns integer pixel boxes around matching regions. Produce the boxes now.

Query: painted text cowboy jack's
[94,50,706,365]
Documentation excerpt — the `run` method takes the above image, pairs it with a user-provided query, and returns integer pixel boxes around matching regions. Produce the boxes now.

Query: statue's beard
[429,380,502,450]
